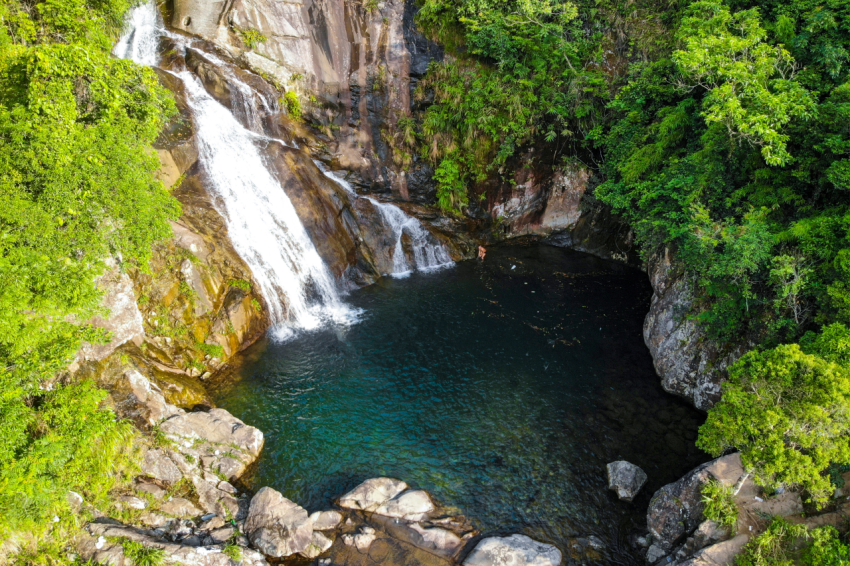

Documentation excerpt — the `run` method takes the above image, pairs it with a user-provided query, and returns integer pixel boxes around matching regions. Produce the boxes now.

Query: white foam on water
[113,0,161,66]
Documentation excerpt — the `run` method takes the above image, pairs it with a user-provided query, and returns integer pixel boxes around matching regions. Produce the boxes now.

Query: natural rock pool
[214,243,708,563]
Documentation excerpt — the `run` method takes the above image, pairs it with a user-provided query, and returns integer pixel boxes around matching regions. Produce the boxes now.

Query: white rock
[374,490,435,521]
[464,534,562,566]
[338,478,408,512]
[309,510,343,531]
[354,527,377,552]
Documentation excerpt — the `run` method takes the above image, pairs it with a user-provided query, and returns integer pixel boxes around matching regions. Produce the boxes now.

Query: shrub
[701,479,737,530]
[283,91,302,121]
[238,28,267,49]
[122,540,166,566]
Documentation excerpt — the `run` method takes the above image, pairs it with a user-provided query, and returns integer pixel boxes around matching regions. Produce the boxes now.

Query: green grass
[122,540,166,566]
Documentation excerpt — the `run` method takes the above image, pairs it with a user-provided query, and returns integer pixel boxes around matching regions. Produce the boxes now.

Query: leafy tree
[673,0,814,166]
[697,337,850,504]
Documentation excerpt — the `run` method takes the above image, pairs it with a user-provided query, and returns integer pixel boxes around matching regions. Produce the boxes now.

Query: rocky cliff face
[642,249,745,411]
[167,0,442,201]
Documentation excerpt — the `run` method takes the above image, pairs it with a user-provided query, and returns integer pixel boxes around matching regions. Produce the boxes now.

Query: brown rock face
[169,0,442,199]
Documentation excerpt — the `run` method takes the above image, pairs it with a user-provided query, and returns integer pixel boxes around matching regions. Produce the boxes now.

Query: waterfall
[113,0,161,65]
[320,170,454,278]
[116,1,357,340]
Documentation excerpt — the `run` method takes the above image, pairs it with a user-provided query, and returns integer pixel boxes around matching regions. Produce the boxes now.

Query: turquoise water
[214,243,707,563]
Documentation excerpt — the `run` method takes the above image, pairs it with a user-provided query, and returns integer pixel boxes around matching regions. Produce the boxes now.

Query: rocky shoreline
[73,368,565,566]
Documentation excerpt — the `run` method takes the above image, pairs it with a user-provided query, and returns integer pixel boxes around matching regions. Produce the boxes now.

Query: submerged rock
[464,534,562,566]
[338,478,409,512]
[607,460,648,502]
[243,487,313,558]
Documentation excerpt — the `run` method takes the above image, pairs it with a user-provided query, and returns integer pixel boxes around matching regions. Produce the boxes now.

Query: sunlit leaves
[673,0,814,166]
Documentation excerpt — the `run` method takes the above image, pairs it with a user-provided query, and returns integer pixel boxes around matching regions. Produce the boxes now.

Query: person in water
[478,245,486,260]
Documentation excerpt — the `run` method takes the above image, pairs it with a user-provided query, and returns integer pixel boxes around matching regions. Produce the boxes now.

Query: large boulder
[607,461,648,502]
[243,487,313,558]
[463,535,562,566]
[158,408,264,480]
[338,478,409,513]
[647,454,744,553]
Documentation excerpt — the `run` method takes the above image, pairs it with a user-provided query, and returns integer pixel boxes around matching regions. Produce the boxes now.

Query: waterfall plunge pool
[213,243,708,564]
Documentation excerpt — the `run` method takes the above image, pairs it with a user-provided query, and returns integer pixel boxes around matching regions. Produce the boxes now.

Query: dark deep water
[214,243,708,564]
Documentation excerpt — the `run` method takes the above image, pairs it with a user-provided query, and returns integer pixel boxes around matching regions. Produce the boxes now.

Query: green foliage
[805,525,850,566]
[673,0,815,166]
[283,90,301,121]
[736,517,808,566]
[229,279,251,291]
[0,0,179,542]
[697,338,850,505]
[416,0,605,213]
[122,540,166,566]
[237,28,267,50]
[736,518,850,566]
[595,0,850,345]
[701,479,738,530]
[196,342,225,359]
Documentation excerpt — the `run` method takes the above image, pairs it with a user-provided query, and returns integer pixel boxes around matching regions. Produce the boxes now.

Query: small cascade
[320,170,453,278]
[113,0,161,65]
[190,49,275,134]
[117,1,356,339]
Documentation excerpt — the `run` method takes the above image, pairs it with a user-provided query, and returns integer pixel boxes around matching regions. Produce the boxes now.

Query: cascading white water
[320,170,454,278]
[117,1,356,339]
[113,0,161,65]
[190,49,274,134]
[181,75,356,337]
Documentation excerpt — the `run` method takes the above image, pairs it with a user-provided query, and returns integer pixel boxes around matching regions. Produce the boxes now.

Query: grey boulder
[607,461,648,502]
[338,477,408,512]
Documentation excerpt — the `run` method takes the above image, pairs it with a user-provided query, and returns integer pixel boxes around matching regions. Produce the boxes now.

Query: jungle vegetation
[0,0,178,544]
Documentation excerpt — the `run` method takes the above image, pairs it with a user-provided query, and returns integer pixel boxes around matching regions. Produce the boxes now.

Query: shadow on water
[213,242,709,564]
